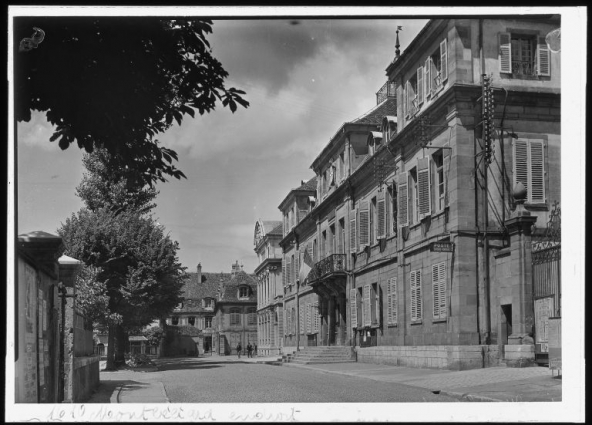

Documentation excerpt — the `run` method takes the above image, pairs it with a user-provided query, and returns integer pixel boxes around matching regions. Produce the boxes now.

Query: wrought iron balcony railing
[308,254,347,283]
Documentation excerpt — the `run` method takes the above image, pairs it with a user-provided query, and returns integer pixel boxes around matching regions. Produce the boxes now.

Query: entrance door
[500,304,512,357]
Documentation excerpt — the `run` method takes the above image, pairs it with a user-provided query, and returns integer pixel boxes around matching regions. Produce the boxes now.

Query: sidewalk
[281,361,562,402]
[86,357,561,403]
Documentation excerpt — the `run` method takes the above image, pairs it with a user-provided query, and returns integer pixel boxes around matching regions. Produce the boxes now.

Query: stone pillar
[503,184,537,367]
[340,292,347,345]
[327,297,334,346]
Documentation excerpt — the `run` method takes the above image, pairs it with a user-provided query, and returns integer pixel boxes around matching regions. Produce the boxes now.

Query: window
[247,308,257,325]
[330,223,336,256]
[404,75,418,118]
[499,33,550,77]
[313,239,318,262]
[371,283,380,325]
[338,218,346,254]
[410,270,422,322]
[386,277,398,325]
[339,151,345,180]
[425,38,448,97]
[513,139,546,204]
[363,284,372,327]
[349,208,357,253]
[321,231,327,258]
[409,168,418,224]
[205,316,213,328]
[239,286,249,299]
[230,308,241,325]
[306,303,311,334]
[172,316,179,325]
[432,262,447,320]
[188,316,195,326]
[204,298,214,309]
[313,302,320,333]
[433,150,446,212]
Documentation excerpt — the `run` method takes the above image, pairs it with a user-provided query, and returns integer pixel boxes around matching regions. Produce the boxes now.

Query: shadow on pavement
[86,379,141,403]
[154,358,259,371]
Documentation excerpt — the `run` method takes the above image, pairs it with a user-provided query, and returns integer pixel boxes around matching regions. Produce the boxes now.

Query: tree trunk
[105,322,117,370]
[115,324,127,365]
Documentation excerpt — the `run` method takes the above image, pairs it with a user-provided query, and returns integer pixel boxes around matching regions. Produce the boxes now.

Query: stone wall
[72,355,100,402]
[356,345,500,370]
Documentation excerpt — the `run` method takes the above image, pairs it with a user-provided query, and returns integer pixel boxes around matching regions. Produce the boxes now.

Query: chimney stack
[197,263,202,283]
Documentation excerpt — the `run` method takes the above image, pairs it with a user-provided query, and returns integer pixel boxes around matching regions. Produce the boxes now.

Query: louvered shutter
[350,289,357,328]
[377,192,386,239]
[432,264,441,319]
[425,57,432,96]
[386,279,392,324]
[417,66,424,104]
[438,262,447,318]
[440,38,448,82]
[359,200,370,247]
[536,36,550,76]
[411,270,422,321]
[513,139,529,200]
[286,309,290,335]
[398,172,409,227]
[300,305,304,335]
[529,140,545,203]
[306,303,311,334]
[282,256,288,288]
[294,251,299,282]
[287,257,292,285]
[417,158,432,217]
[499,33,512,74]
[349,208,357,253]
[363,284,371,327]
[390,277,398,324]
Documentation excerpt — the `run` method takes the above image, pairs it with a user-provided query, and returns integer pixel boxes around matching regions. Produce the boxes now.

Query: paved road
[154,357,458,403]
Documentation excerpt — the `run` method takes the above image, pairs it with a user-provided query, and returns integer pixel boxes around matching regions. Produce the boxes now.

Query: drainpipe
[294,232,300,352]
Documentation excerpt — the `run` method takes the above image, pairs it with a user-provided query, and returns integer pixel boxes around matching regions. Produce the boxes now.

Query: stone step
[291,359,356,365]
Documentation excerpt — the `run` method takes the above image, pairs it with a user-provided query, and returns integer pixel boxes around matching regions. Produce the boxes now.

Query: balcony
[308,254,347,284]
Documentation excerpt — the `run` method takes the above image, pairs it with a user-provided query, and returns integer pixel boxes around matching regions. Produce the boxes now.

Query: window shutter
[306,303,311,334]
[417,158,432,217]
[536,36,551,76]
[411,270,422,321]
[350,289,357,328]
[349,208,357,253]
[432,263,441,319]
[386,279,392,324]
[398,172,409,227]
[390,277,398,324]
[300,304,305,335]
[377,192,386,239]
[529,140,546,203]
[403,82,408,117]
[359,200,370,247]
[513,139,529,198]
[294,251,299,282]
[425,57,432,95]
[438,262,447,318]
[287,257,292,285]
[363,284,371,326]
[286,309,291,335]
[499,33,512,74]
[282,256,288,287]
[440,38,448,81]
[417,66,424,104]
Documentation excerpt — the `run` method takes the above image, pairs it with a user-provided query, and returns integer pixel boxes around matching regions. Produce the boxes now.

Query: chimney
[197,263,202,283]
[301,179,307,186]
[231,260,240,275]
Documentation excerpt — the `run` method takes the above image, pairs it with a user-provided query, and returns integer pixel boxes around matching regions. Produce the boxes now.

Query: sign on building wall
[534,296,554,352]
[429,241,454,252]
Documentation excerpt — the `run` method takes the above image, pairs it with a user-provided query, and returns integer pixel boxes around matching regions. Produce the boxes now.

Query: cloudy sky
[16,16,428,274]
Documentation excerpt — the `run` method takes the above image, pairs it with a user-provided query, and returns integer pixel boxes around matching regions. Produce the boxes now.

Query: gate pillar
[503,184,537,366]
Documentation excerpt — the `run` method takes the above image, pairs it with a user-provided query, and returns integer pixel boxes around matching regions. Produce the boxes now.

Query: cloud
[18,111,57,151]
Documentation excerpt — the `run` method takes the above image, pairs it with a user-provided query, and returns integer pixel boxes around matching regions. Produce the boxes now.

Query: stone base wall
[504,344,536,368]
[72,355,100,402]
[356,345,500,370]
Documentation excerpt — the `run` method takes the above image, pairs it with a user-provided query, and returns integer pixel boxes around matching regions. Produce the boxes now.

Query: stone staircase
[280,346,356,365]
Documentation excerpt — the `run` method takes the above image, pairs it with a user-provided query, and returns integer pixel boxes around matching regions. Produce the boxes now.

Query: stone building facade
[165,261,258,356]
[253,220,284,356]
[276,17,560,370]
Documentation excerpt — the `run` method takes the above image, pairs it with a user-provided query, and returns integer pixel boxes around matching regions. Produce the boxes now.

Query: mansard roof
[219,271,258,303]
[351,97,397,125]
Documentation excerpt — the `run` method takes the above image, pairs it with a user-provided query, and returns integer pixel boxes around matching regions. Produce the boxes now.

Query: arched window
[230,308,241,325]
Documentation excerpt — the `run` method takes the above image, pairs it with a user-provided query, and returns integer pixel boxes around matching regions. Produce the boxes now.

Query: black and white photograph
[7,6,585,423]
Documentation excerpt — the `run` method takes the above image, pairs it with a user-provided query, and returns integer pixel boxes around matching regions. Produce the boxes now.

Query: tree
[59,208,186,370]
[14,17,249,186]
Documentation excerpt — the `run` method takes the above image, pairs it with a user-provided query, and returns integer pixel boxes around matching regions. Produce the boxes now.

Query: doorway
[500,304,512,356]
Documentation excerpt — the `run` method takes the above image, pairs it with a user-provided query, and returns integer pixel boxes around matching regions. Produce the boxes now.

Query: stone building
[278,16,560,370]
[253,220,284,356]
[215,261,258,355]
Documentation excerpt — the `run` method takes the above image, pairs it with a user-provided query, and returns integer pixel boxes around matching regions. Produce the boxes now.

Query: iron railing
[308,254,347,283]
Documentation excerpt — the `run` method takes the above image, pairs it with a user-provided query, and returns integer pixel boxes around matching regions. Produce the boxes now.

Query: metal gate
[532,201,561,365]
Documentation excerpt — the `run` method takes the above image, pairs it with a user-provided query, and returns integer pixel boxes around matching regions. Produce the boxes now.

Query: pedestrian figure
[247,343,253,358]
[254,343,257,357]
[237,342,242,359]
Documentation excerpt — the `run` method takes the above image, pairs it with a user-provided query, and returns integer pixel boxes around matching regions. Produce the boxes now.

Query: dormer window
[239,286,249,299]
[174,302,183,311]
[203,298,214,310]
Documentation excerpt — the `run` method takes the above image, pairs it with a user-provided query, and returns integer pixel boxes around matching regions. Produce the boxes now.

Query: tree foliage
[58,208,186,331]
[15,17,249,186]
